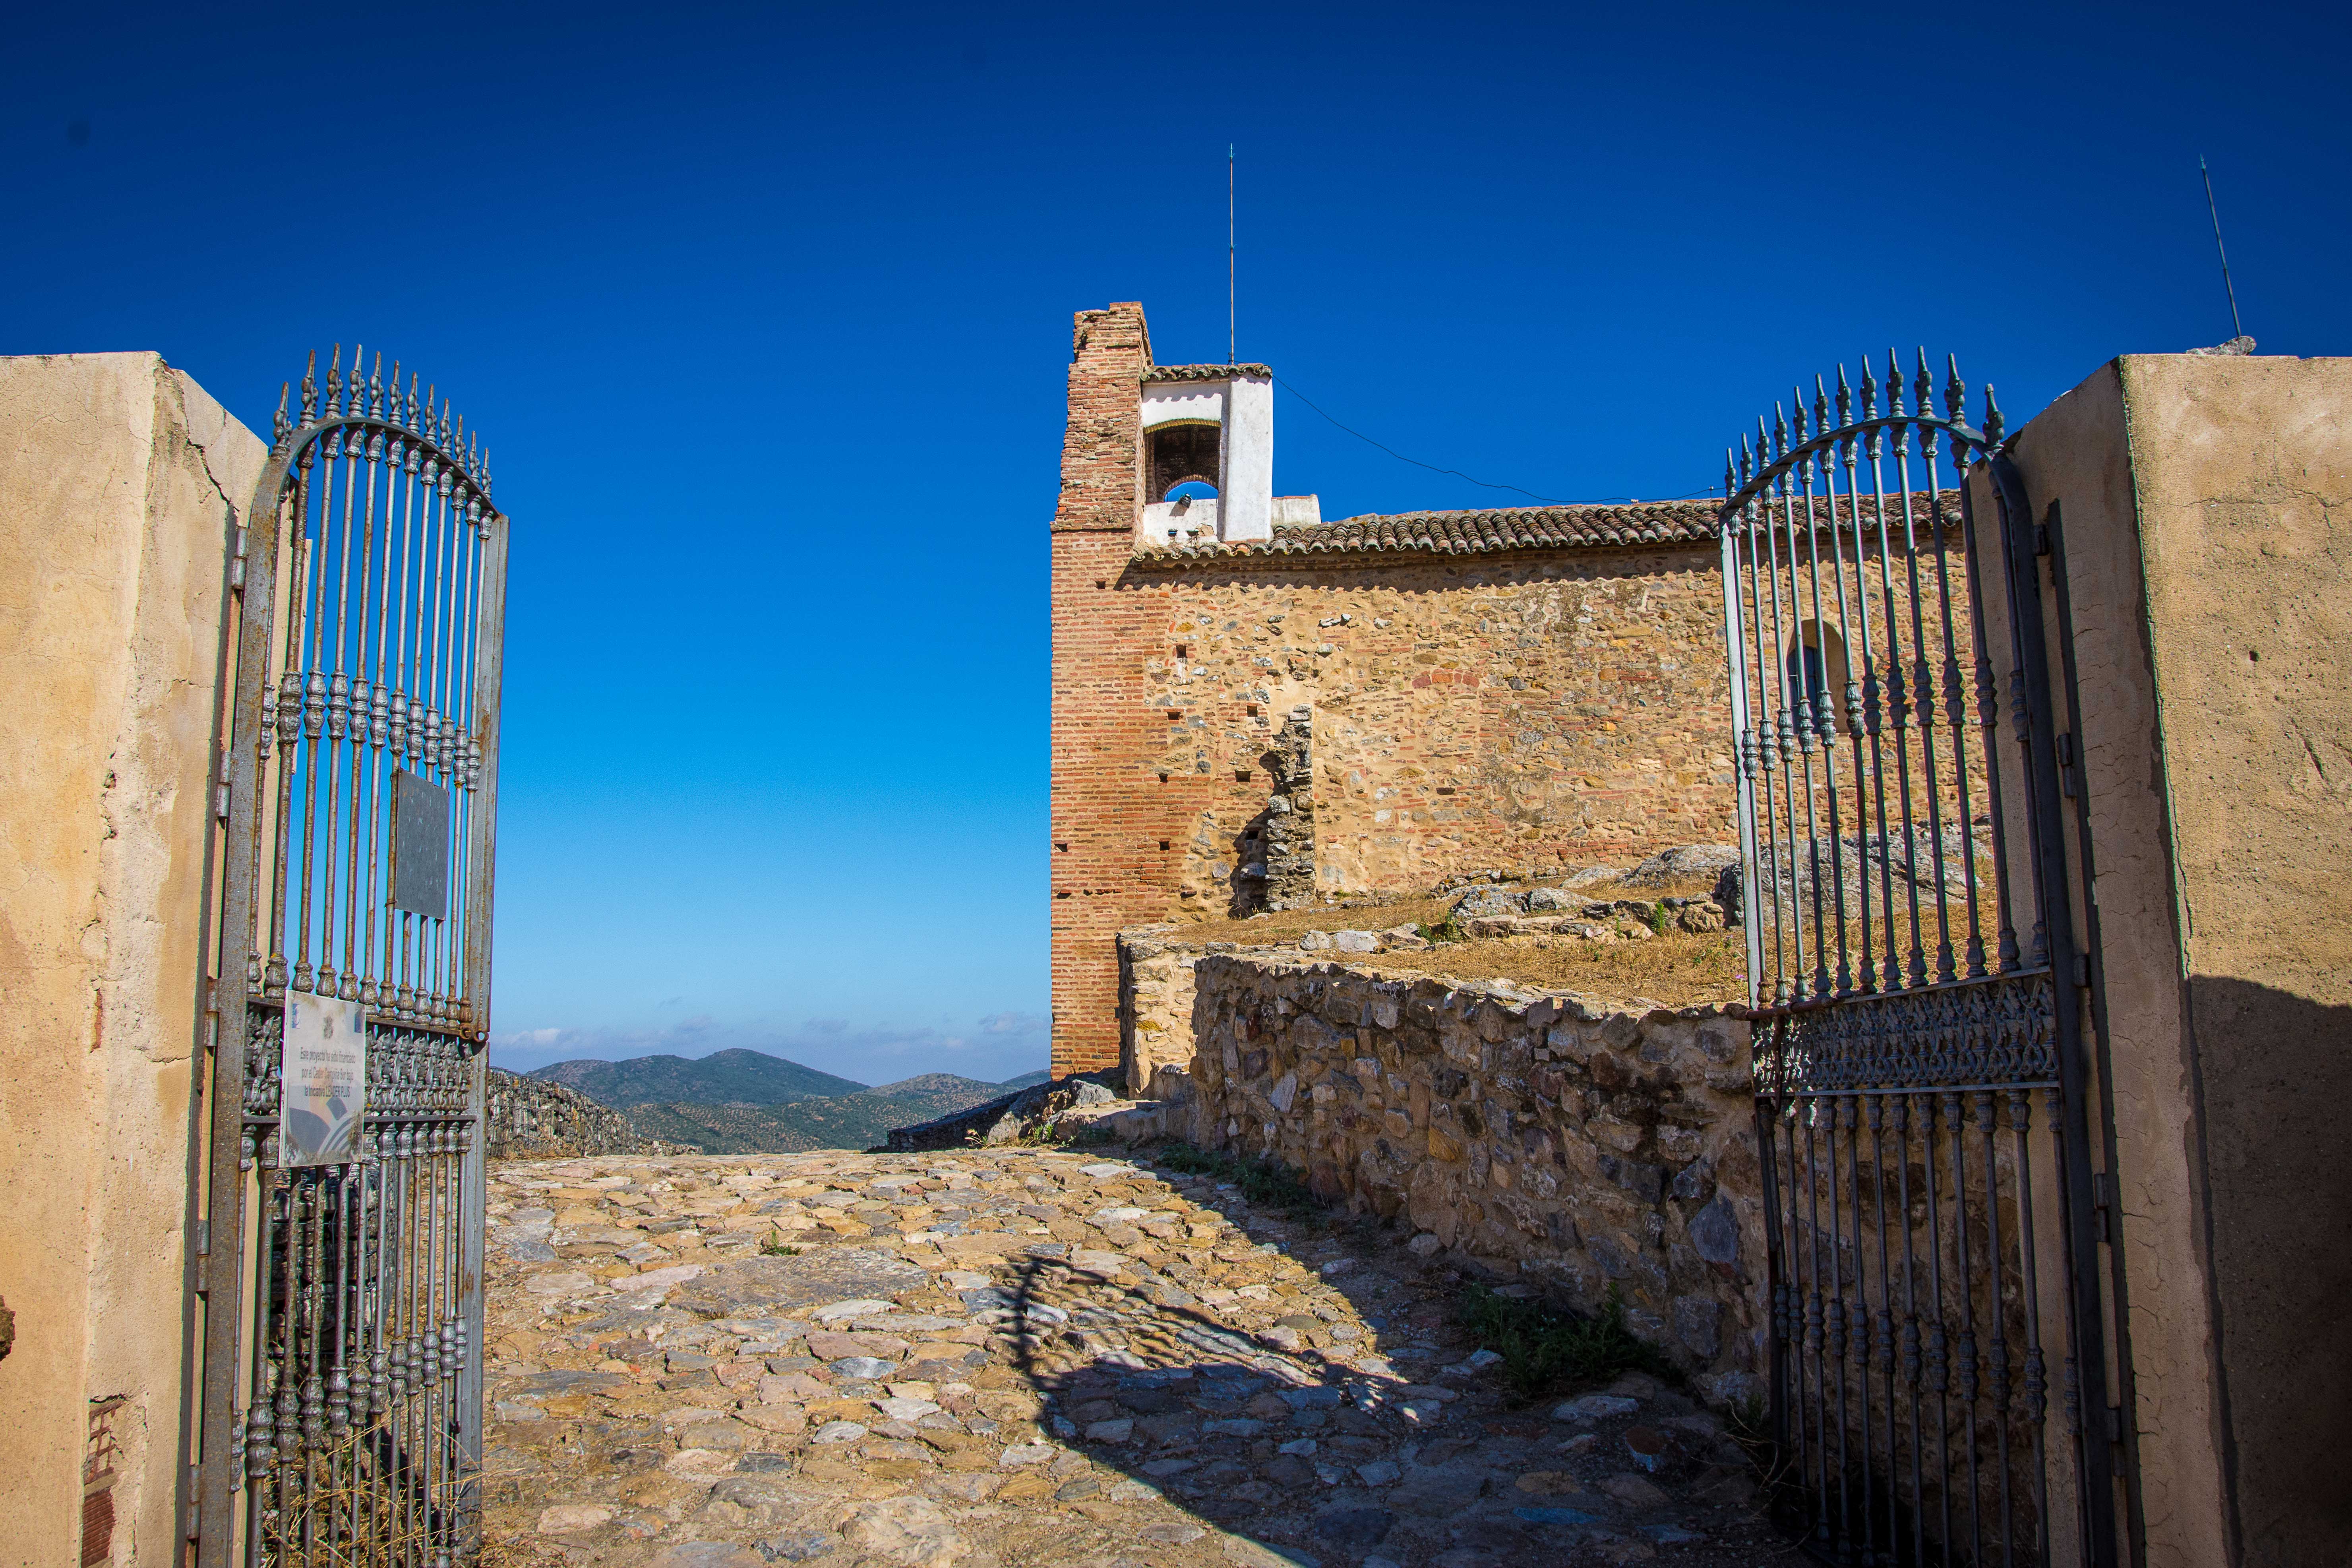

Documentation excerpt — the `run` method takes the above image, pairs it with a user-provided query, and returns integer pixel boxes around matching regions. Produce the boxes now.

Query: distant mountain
[621,1071,1038,1155]
[997,1069,1051,1090]
[529,1048,867,1108]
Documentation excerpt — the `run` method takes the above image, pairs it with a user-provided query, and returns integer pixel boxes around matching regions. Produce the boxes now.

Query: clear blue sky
[8,2,2344,1084]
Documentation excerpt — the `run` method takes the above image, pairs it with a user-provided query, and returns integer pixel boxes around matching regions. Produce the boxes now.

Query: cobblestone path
[484,1149,1776,1568]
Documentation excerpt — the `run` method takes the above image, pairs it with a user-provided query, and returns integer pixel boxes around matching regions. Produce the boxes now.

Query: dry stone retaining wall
[1182,954,1765,1403]
[1117,925,1202,1096]
[486,1067,682,1159]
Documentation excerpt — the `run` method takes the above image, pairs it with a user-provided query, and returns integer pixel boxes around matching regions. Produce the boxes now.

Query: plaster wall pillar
[0,352,264,1566]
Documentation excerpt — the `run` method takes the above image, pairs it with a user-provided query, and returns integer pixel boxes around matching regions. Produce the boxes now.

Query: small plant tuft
[1649,902,1672,936]
[1417,914,1469,945]
[1456,1284,1674,1403]
[758,1233,802,1256]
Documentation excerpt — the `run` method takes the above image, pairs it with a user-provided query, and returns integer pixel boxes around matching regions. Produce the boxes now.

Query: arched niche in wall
[1148,421,1221,503]
[1785,618,1853,736]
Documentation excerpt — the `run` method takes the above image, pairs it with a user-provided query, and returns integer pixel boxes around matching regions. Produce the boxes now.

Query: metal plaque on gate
[280,995,366,1167]
[391,768,451,917]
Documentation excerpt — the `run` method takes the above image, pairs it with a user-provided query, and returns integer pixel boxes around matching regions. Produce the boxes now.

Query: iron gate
[192,349,508,1568]
[1717,356,2119,1564]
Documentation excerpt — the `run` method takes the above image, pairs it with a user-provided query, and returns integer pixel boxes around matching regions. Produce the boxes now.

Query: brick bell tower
[1047,304,1295,1075]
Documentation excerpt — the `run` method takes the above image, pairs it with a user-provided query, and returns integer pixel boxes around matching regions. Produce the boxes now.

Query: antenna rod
[2201,155,2244,340]
[1227,145,1237,364]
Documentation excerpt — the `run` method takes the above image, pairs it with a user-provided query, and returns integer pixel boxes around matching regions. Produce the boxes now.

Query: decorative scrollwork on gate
[1756,971,2059,1097]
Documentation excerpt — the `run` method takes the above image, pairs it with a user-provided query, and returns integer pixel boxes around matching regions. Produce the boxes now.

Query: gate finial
[1885,348,1906,416]
[327,344,342,418]
[1983,385,2005,446]
[1914,348,1932,416]
[1835,363,1852,428]
[1858,355,1878,419]
[369,352,384,420]
[1944,354,1966,423]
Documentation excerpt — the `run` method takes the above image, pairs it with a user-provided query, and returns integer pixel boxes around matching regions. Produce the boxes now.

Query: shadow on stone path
[480,1146,1783,1568]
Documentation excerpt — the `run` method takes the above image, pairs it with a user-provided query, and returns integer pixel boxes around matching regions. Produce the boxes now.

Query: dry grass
[1169,894,1458,946]
[1354,928,1747,1009]
[1163,875,1749,1009]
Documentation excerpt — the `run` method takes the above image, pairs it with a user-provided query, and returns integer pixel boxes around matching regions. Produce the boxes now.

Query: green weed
[1417,914,1469,945]
[1456,1284,1674,1403]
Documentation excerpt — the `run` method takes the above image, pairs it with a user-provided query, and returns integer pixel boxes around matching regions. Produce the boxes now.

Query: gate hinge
[228,522,248,594]
[2073,952,2090,988]
[215,780,231,821]
[2056,732,2079,798]
[2092,1170,2115,1243]
[187,1462,203,1540]
[196,1218,209,1257]
[2106,1404,2124,1443]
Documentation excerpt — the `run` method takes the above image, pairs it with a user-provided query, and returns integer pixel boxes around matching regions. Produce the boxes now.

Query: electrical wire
[1272,374,1723,506]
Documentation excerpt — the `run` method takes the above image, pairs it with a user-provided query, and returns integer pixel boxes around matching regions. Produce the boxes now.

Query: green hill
[621,1072,1032,1154]
[529,1047,867,1107]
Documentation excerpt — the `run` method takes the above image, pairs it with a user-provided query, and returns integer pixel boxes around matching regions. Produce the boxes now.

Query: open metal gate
[1717,356,2120,1564]
[192,349,507,1567]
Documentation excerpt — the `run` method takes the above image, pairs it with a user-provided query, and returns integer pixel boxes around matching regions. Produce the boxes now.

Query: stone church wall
[1049,302,1745,1075]
[1128,546,1736,906]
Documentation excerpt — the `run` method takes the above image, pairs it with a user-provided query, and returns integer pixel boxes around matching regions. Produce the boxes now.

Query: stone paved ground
[482,1148,1779,1568]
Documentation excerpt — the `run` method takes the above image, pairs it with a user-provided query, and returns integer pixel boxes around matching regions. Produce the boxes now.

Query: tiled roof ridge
[1130,492,1960,563]
[1143,362,1274,383]
[1133,498,1713,561]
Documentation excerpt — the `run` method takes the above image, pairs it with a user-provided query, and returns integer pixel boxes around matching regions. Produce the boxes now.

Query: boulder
[1621,844,1742,889]
[883,1070,1127,1151]
[1452,886,1529,919]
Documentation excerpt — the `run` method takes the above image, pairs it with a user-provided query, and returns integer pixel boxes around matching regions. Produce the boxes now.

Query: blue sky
[7,2,2344,1085]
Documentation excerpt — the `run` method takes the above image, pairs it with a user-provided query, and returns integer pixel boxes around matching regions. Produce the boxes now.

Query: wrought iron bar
[1724,356,2104,1566]
[195,350,503,1568]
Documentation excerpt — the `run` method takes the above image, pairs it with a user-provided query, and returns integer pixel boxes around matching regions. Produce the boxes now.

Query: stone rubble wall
[1181,954,1765,1404]
[1258,707,1316,910]
[487,1068,684,1159]
[1117,926,1201,1096]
